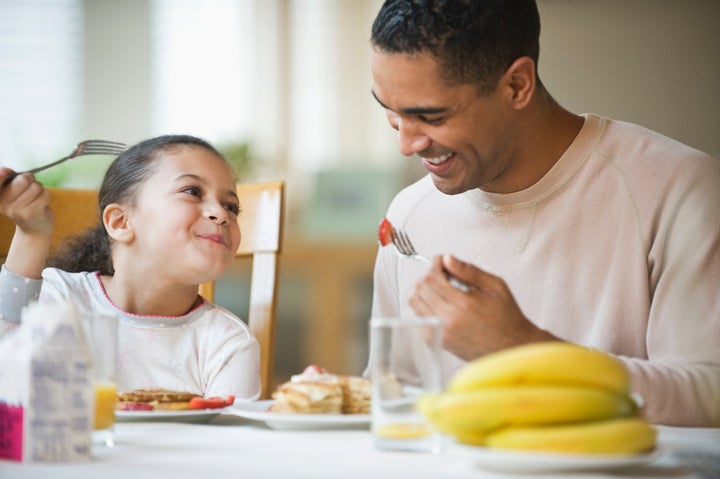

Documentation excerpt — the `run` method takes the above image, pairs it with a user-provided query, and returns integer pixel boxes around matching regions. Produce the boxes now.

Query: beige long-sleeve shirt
[372,114,720,427]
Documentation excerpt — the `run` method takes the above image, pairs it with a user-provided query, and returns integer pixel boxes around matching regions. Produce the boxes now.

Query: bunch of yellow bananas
[417,342,657,454]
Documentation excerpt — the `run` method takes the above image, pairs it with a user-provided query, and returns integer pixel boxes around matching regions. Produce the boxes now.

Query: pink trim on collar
[92,271,207,319]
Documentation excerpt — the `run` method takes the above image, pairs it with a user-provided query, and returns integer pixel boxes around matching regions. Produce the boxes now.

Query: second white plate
[228,400,370,430]
[116,408,225,423]
[452,443,661,473]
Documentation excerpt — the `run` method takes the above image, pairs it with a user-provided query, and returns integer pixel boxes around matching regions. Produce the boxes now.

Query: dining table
[1,407,718,479]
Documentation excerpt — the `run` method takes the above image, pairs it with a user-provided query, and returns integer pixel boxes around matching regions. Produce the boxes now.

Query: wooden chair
[199,181,285,399]
[0,181,285,399]
[0,188,100,257]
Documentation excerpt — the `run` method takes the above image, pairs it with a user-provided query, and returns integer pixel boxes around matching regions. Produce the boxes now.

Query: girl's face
[128,145,241,285]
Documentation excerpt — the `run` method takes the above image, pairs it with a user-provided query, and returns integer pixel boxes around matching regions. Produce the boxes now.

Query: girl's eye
[224,203,240,215]
[182,186,202,197]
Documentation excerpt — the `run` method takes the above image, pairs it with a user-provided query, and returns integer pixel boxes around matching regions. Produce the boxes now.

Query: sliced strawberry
[189,396,231,410]
[378,218,394,247]
[118,401,154,411]
[302,364,327,375]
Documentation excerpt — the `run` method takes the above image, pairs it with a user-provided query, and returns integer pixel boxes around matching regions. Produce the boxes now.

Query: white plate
[115,408,226,423]
[228,400,370,430]
[453,443,660,473]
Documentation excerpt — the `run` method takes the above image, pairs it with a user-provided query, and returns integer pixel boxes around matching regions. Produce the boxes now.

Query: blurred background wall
[1,0,718,384]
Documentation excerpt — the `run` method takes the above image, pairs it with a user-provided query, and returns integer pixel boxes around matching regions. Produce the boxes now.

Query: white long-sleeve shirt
[0,267,260,399]
[371,114,720,427]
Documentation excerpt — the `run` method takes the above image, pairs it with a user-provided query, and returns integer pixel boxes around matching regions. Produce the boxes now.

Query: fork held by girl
[0,135,261,400]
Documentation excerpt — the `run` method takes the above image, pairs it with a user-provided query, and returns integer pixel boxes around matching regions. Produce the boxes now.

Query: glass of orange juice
[369,316,444,453]
[82,312,118,447]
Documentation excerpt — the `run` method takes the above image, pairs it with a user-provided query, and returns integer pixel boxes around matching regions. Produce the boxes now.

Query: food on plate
[116,388,200,411]
[117,401,155,411]
[448,341,630,395]
[188,396,235,410]
[269,381,344,414]
[484,417,657,455]
[418,342,657,454]
[268,364,371,415]
[339,375,372,414]
[115,388,235,411]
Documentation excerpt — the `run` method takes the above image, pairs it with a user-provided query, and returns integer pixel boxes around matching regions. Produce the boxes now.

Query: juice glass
[82,312,118,447]
[369,316,443,453]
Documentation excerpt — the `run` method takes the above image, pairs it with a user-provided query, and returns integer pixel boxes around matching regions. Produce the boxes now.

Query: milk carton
[0,301,94,462]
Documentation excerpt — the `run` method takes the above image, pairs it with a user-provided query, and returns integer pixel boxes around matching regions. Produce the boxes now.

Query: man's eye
[420,116,444,125]
[224,203,240,215]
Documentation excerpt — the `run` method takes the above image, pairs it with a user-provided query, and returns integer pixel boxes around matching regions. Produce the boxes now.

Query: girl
[0,135,260,399]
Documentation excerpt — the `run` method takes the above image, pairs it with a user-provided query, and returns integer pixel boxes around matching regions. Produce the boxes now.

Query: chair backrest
[199,181,285,399]
[0,187,99,256]
[0,181,285,399]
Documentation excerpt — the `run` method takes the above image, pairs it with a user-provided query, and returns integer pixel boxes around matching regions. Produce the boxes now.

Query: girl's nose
[207,202,229,225]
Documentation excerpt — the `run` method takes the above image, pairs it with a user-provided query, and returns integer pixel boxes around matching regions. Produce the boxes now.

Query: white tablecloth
[1,413,718,479]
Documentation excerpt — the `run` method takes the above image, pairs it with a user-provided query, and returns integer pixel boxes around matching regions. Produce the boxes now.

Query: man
[369,0,719,426]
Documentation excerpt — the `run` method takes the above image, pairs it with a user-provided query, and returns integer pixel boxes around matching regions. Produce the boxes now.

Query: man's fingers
[442,254,507,297]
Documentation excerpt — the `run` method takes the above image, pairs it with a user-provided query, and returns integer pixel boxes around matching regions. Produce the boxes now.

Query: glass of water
[369,316,443,453]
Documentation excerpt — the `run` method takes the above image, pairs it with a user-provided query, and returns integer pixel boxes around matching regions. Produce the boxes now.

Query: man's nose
[396,119,431,157]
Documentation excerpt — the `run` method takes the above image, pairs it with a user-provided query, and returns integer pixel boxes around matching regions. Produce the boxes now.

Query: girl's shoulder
[191,301,253,336]
[41,268,100,298]
[41,267,97,284]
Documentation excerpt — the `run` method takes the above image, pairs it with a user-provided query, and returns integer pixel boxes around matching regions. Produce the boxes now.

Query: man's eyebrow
[371,89,448,116]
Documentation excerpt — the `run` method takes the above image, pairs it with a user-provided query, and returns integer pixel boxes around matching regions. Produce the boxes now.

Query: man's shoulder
[594,114,716,167]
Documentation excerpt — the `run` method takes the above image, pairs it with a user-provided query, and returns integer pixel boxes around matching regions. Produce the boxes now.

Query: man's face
[371,49,520,194]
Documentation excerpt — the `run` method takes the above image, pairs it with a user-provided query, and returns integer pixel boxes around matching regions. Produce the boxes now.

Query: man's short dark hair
[371,0,541,95]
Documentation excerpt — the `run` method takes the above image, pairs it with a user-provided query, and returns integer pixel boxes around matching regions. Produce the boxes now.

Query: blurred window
[0,0,82,169]
[150,0,255,145]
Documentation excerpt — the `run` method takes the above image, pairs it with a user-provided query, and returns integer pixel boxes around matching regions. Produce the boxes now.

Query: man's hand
[408,254,556,360]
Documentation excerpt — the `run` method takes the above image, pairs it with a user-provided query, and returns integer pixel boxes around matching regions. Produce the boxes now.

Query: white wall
[83,0,151,143]
[537,0,720,159]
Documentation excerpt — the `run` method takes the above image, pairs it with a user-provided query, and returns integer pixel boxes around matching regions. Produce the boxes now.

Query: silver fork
[3,139,127,185]
[391,227,471,292]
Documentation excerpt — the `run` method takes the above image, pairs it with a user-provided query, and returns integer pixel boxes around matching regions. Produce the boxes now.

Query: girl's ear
[103,203,134,243]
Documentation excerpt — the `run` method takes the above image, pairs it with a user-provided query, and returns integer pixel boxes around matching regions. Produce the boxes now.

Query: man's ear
[103,203,134,243]
[501,56,536,110]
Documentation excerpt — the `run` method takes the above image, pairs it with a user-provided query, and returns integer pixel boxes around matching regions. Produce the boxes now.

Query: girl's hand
[0,168,54,279]
[0,168,54,235]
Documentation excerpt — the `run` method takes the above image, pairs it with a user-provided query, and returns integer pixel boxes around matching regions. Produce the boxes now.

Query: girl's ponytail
[48,224,113,275]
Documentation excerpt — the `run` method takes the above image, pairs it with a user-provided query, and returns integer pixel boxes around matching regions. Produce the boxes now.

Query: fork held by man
[378,218,471,292]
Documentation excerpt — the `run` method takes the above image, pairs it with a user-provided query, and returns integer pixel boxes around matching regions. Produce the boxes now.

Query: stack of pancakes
[339,376,371,414]
[268,372,371,415]
[268,381,343,414]
[117,388,200,411]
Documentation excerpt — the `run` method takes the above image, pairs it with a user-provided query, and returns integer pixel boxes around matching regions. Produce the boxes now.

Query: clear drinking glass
[369,316,443,453]
[82,312,118,448]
